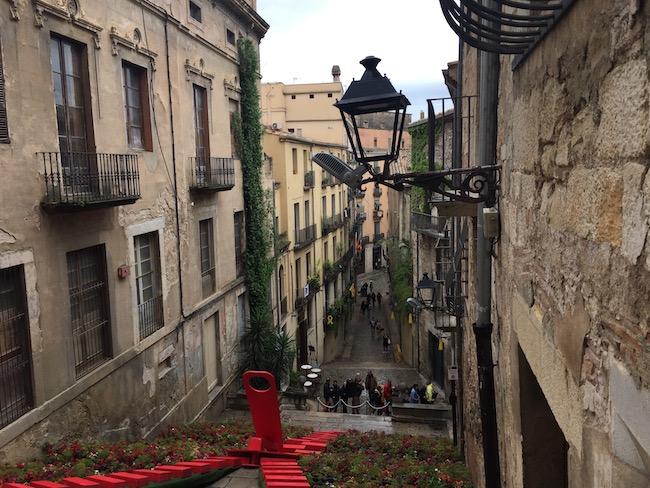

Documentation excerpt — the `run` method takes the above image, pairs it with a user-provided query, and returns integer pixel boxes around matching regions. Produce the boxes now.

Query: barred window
[135,232,163,340]
[67,245,112,378]
[0,265,33,428]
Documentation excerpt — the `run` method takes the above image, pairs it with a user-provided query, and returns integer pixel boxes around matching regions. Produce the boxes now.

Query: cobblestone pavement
[213,269,440,487]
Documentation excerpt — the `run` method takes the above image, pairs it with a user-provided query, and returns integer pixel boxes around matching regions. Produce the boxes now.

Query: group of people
[409,381,438,404]
[359,281,382,316]
[322,371,394,415]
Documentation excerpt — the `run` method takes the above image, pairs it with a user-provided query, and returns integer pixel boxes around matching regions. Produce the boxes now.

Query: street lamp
[416,272,438,309]
[313,57,499,200]
[335,56,410,174]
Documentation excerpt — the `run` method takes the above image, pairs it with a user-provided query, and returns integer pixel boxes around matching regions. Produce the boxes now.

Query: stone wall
[458,0,650,486]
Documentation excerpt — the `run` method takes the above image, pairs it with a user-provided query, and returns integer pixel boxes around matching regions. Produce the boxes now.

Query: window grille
[0,265,33,428]
[135,232,163,340]
[67,245,112,377]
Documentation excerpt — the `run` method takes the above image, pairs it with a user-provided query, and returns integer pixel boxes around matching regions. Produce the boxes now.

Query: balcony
[304,171,315,190]
[373,209,384,221]
[373,233,384,243]
[354,189,365,199]
[294,224,316,250]
[322,214,344,236]
[356,211,367,222]
[40,152,140,211]
[294,285,316,309]
[361,235,370,246]
[277,231,291,253]
[321,174,334,187]
[411,212,447,238]
[373,186,382,197]
[190,157,235,192]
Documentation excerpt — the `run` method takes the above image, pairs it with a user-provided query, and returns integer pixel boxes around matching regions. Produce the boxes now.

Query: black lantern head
[416,272,437,309]
[335,56,410,175]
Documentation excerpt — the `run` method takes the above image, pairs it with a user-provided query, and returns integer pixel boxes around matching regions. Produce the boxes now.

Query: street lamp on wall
[416,272,438,309]
[312,57,500,201]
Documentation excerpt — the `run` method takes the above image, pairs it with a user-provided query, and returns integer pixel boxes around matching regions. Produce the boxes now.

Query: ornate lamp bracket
[362,165,501,207]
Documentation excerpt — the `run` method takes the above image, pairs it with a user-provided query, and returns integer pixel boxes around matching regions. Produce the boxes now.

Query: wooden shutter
[0,38,8,143]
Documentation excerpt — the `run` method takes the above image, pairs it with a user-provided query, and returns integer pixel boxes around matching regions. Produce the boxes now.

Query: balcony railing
[411,212,448,238]
[277,231,291,253]
[304,171,315,190]
[294,224,316,250]
[361,235,370,246]
[322,214,344,236]
[373,209,384,221]
[201,267,216,298]
[321,174,334,187]
[138,295,164,340]
[190,157,235,192]
[373,233,384,243]
[40,152,140,211]
[356,211,366,222]
[354,190,365,199]
[373,186,383,197]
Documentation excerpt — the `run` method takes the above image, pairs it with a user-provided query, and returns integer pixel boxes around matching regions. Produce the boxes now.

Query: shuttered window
[0,38,9,143]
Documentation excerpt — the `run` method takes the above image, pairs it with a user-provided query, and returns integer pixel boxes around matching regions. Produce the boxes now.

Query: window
[0,38,9,143]
[373,137,378,147]
[67,245,111,378]
[327,93,333,98]
[234,211,245,277]
[123,61,152,150]
[0,265,33,428]
[291,95,296,100]
[135,232,163,340]
[229,100,238,157]
[226,29,236,46]
[189,1,201,22]
[331,194,336,217]
[193,84,209,158]
[306,252,311,279]
[292,148,298,174]
[199,219,215,298]
[51,35,92,154]
[309,94,314,99]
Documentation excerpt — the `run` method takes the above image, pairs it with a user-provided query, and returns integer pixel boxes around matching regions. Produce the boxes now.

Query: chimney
[332,65,341,82]
[420,110,425,120]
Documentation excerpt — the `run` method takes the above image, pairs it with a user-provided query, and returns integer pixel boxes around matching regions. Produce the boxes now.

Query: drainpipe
[474,0,501,486]
[164,14,186,319]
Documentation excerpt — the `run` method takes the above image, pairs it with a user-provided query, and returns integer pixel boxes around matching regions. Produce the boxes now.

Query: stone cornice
[110,26,158,60]
[32,0,103,48]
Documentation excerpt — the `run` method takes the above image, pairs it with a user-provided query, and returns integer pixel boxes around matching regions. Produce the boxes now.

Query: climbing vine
[408,121,444,214]
[235,37,294,384]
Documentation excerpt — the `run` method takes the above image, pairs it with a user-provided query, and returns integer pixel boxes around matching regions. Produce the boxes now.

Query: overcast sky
[256,0,461,118]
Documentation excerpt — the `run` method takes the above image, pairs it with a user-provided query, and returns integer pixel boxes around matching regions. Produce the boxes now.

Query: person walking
[352,373,364,414]
[377,292,382,308]
[340,379,350,413]
[371,291,376,307]
[383,333,390,353]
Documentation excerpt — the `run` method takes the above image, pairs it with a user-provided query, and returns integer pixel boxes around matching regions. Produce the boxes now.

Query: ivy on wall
[408,121,444,214]
[235,37,294,384]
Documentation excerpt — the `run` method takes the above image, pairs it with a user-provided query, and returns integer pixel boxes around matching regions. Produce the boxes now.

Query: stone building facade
[263,131,352,366]
[0,0,267,462]
[449,0,650,486]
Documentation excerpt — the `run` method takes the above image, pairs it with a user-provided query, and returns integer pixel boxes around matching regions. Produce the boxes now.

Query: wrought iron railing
[294,224,316,249]
[190,156,235,190]
[411,212,447,238]
[138,295,164,340]
[277,231,291,253]
[40,152,140,208]
[304,171,315,189]
[202,267,216,298]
